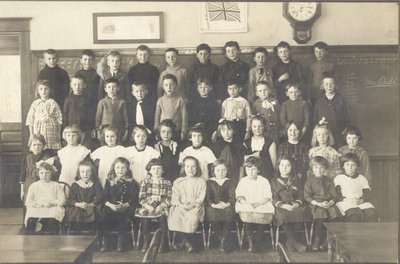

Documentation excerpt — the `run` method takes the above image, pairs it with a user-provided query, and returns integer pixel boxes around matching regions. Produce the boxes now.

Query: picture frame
[93,12,164,44]
[199,2,247,33]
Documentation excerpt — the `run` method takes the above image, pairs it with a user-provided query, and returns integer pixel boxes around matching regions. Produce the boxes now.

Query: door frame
[0,18,32,155]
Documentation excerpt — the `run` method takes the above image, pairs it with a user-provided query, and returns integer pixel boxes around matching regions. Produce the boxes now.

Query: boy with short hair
[221,81,252,142]
[220,41,250,100]
[98,51,130,101]
[63,74,89,131]
[38,49,70,108]
[272,41,305,103]
[188,77,220,144]
[155,74,188,141]
[128,45,159,105]
[127,83,155,141]
[188,43,220,101]
[96,77,129,143]
[252,81,280,144]
[308,42,335,105]
[75,49,100,133]
[157,48,188,100]
[247,47,275,104]
[313,71,349,146]
[279,83,310,137]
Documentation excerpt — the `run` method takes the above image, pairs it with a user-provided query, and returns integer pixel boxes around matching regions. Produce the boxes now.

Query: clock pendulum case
[283,2,321,44]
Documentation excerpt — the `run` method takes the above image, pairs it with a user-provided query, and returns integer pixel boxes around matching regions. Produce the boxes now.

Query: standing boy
[157,48,189,100]
[308,42,335,105]
[128,83,155,144]
[96,77,129,144]
[279,84,310,138]
[155,74,188,142]
[98,51,130,101]
[188,43,220,101]
[247,47,274,104]
[38,49,70,108]
[220,41,250,100]
[272,41,305,103]
[75,49,100,134]
[128,45,159,106]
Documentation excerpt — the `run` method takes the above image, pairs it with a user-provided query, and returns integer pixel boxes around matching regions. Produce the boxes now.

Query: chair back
[142,228,162,263]
[276,242,291,263]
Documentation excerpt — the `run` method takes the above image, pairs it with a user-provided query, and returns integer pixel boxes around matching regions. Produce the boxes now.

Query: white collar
[210,177,229,186]
[76,180,93,189]
[226,96,245,102]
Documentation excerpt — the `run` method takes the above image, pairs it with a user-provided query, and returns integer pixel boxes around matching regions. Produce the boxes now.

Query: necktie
[136,101,144,125]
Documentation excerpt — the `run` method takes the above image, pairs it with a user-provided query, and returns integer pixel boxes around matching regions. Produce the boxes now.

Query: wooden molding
[0,18,31,32]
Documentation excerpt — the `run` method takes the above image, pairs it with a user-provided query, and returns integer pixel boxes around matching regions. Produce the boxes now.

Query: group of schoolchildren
[20,40,377,255]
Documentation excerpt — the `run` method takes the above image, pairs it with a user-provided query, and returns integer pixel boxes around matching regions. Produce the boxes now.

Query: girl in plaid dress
[26,80,63,153]
[136,158,172,253]
[309,124,342,179]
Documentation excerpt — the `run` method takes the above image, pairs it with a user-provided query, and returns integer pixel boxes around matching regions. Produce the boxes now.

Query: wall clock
[283,2,321,44]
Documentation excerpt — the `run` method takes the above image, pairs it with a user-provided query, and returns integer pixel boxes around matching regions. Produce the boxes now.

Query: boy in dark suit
[38,49,70,108]
[128,83,155,144]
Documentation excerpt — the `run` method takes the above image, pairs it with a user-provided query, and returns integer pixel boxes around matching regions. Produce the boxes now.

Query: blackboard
[32,46,398,156]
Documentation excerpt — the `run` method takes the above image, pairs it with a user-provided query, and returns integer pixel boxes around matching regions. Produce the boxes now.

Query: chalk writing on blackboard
[336,54,398,65]
[344,72,358,105]
[365,76,399,89]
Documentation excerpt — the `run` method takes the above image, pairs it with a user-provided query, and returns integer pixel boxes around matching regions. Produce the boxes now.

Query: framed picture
[93,12,164,44]
[199,2,247,33]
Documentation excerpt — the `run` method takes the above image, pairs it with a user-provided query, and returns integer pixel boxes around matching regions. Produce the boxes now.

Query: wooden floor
[0,208,328,263]
[92,248,327,263]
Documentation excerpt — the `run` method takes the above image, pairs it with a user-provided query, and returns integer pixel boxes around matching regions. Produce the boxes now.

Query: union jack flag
[206,2,241,22]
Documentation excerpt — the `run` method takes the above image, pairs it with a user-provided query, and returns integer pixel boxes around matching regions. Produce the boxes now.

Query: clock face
[288,2,318,22]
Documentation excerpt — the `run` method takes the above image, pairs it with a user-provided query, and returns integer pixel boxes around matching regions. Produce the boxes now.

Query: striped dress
[26,98,62,150]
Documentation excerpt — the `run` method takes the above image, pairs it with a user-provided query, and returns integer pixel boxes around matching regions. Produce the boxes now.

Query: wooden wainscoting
[0,123,23,207]
[370,156,398,221]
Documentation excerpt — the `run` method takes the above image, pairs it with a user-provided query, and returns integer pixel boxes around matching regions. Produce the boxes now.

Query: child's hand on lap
[144,204,155,212]
[281,204,294,211]
[278,73,289,82]
[355,198,364,205]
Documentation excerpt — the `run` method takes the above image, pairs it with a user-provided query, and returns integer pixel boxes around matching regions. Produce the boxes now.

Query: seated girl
[235,156,274,253]
[271,156,312,253]
[205,159,236,253]
[136,158,172,253]
[334,153,377,222]
[64,161,103,232]
[101,157,139,252]
[25,161,66,234]
[304,156,341,251]
[168,156,206,253]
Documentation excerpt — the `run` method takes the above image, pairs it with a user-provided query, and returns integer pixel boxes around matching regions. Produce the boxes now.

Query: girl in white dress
[91,125,126,188]
[25,162,66,234]
[58,125,90,190]
[334,153,377,222]
[124,125,160,184]
[168,156,206,253]
[235,156,274,253]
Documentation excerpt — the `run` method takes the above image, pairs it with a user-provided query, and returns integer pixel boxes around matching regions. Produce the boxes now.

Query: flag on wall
[206,2,241,22]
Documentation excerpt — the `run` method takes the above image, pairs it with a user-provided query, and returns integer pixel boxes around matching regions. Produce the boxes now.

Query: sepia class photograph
[0,1,398,263]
